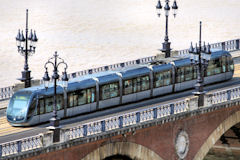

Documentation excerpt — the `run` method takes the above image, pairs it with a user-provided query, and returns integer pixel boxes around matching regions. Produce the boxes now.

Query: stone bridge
[2,85,240,160]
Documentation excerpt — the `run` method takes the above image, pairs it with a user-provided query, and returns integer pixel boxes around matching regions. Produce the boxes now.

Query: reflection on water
[0,0,239,87]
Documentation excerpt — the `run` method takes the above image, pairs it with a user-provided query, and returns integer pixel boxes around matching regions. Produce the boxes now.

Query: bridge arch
[194,110,240,160]
[104,154,132,160]
[81,142,163,160]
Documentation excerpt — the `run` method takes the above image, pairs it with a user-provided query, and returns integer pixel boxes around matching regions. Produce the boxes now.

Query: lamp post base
[193,91,206,107]
[47,117,61,143]
[161,41,171,58]
[18,70,32,88]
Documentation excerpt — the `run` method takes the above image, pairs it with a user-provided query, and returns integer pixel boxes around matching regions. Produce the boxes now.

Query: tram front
[6,90,33,126]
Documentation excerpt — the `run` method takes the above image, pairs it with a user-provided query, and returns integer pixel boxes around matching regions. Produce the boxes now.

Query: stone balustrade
[0,86,14,101]
[0,135,43,157]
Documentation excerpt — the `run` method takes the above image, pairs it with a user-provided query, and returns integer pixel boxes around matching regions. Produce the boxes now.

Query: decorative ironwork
[43,51,68,143]
[16,9,38,88]
[189,21,211,107]
[156,0,178,58]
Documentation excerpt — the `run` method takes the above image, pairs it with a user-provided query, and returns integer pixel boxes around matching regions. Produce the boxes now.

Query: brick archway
[194,110,240,160]
[81,142,163,160]
[104,154,132,160]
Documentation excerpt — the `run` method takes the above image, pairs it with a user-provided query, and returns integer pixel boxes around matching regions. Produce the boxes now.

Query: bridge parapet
[62,98,190,142]
[2,83,240,159]
[207,85,240,105]
[0,134,43,158]
[0,86,14,101]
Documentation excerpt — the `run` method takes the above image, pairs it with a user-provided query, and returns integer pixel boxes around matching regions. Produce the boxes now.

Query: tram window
[164,71,171,86]
[132,79,136,92]
[45,97,53,113]
[101,82,119,100]
[228,56,234,71]
[141,76,150,91]
[110,84,118,98]
[155,72,164,88]
[207,60,214,76]
[27,100,36,119]
[124,79,133,95]
[214,59,221,74]
[230,62,234,71]
[185,66,193,81]
[193,66,197,79]
[91,88,95,102]
[176,68,180,83]
[39,99,44,114]
[133,77,141,93]
[68,93,77,108]
[124,75,150,93]
[176,67,184,83]
[87,90,91,103]
[101,85,110,100]
[56,95,63,110]
[133,79,137,92]
[73,94,78,106]
[137,77,141,91]
[68,93,73,108]
[87,88,95,103]
[155,71,171,88]
[222,56,227,73]
[180,68,184,82]
[78,90,87,105]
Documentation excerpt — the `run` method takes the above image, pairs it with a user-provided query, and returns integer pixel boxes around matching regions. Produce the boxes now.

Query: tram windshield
[7,92,31,121]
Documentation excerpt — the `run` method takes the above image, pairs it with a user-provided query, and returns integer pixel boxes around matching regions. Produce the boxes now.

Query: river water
[0,0,239,88]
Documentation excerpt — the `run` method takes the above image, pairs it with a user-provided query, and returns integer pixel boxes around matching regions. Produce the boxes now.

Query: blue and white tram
[6,50,234,126]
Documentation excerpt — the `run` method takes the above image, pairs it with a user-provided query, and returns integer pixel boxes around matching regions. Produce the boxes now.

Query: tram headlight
[15,116,24,121]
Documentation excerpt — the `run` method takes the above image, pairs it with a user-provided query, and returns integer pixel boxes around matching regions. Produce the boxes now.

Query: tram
[6,50,234,126]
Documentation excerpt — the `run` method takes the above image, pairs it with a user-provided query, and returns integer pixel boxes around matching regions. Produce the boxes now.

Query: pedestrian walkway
[0,100,8,110]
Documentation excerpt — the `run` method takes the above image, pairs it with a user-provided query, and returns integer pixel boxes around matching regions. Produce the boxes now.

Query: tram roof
[120,66,150,79]
[210,49,231,59]
[68,78,96,91]
[174,58,191,67]
[152,63,172,72]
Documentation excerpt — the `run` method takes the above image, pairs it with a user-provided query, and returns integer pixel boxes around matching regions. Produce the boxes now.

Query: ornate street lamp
[16,9,38,88]
[189,21,211,107]
[43,51,68,143]
[156,0,178,58]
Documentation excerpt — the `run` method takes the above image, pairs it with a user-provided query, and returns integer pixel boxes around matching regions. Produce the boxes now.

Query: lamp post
[189,21,211,107]
[43,51,68,143]
[156,0,178,58]
[16,9,38,88]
